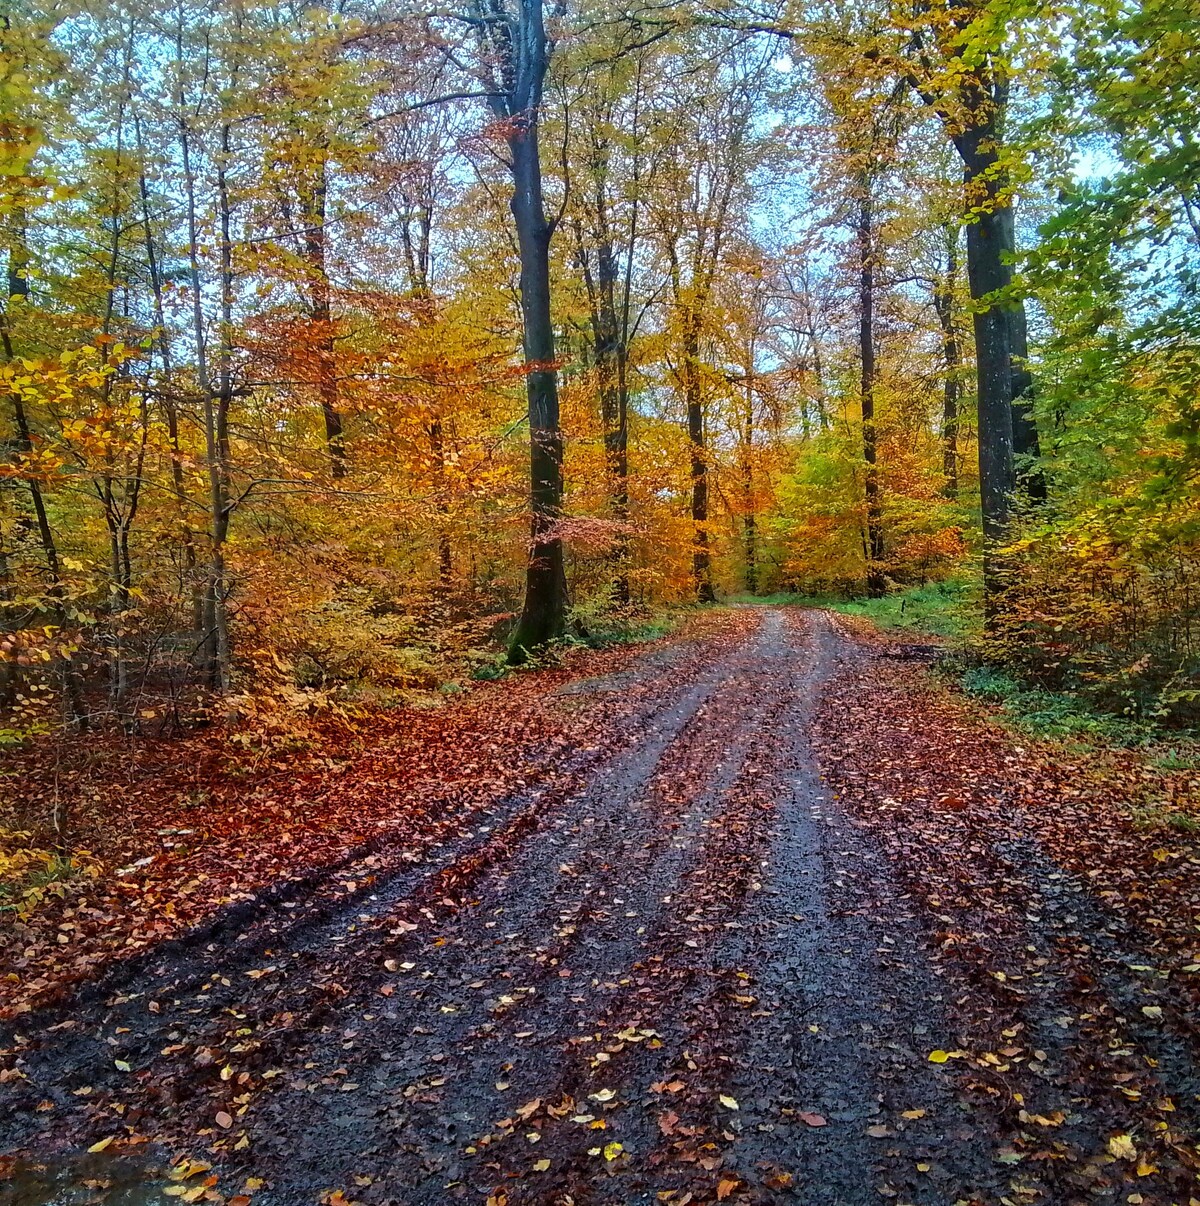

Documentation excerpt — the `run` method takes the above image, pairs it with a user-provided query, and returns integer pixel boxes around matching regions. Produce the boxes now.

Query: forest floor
[3,606,1200,1206]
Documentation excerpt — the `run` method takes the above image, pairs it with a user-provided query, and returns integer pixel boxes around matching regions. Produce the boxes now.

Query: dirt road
[3,608,1198,1206]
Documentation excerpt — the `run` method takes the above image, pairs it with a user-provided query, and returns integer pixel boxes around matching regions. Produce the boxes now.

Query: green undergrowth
[953,662,1200,760]
[728,578,974,640]
[956,664,1142,743]
[474,604,683,681]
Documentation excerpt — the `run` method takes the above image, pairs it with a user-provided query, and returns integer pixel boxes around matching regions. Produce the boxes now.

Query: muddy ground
[2,607,1198,1206]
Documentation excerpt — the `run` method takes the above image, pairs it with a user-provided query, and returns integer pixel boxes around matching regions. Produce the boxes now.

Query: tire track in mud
[492,610,1004,1206]
[0,611,771,1186]
[225,611,801,1201]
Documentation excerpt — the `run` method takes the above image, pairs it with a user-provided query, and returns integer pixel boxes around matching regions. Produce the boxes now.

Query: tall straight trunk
[742,375,757,595]
[428,414,453,583]
[137,144,201,629]
[97,60,140,719]
[683,320,715,603]
[475,0,567,662]
[954,121,1016,596]
[180,96,232,692]
[577,223,630,604]
[302,160,345,478]
[934,225,961,498]
[1000,207,1045,501]
[506,100,566,661]
[596,242,629,604]
[210,120,235,691]
[916,62,1046,607]
[858,192,885,597]
[403,224,452,583]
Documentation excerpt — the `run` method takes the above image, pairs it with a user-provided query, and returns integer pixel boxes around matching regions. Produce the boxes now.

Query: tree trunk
[137,153,201,629]
[506,100,566,662]
[955,125,1016,597]
[429,415,453,583]
[858,192,885,597]
[742,358,757,595]
[302,163,346,479]
[918,65,1046,606]
[181,97,233,693]
[595,241,630,605]
[684,321,715,603]
[999,206,1045,501]
[578,228,630,606]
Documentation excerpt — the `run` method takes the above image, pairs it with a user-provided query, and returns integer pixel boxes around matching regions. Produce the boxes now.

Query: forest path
[3,608,1197,1206]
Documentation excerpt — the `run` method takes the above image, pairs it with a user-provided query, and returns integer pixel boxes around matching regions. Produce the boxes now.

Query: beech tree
[897,0,1045,593]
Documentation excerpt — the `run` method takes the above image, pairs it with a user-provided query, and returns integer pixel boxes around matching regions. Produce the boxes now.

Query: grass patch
[728,578,973,640]
[471,606,682,680]
[0,837,99,918]
[955,664,1200,752]
[957,665,1137,743]
[1148,746,1200,772]
[577,608,680,648]
[1128,804,1200,832]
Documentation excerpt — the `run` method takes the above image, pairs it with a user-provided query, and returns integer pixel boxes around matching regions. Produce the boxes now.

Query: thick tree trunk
[506,115,566,661]
[964,205,1015,545]
[858,193,885,598]
[917,66,1045,607]
[999,207,1045,500]
[955,125,1017,597]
